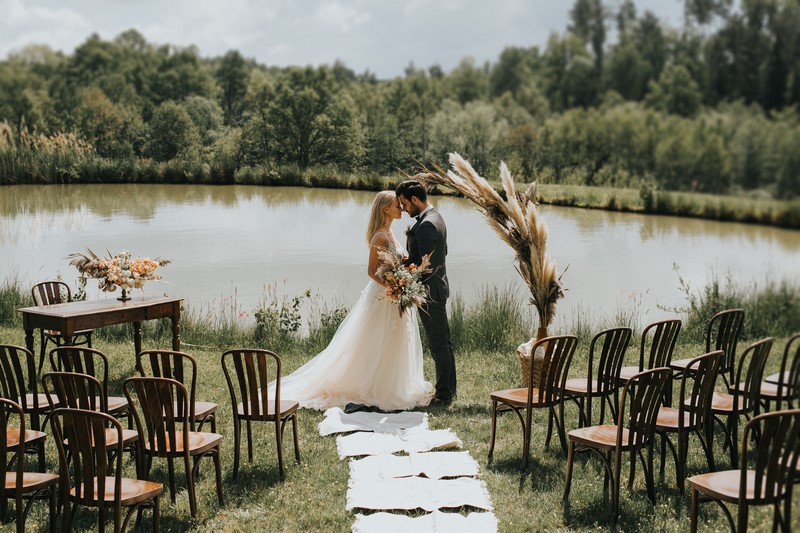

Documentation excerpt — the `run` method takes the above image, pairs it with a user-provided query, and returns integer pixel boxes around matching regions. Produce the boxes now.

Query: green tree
[645,64,703,116]
[184,95,224,146]
[146,100,200,161]
[76,86,143,158]
[215,50,250,126]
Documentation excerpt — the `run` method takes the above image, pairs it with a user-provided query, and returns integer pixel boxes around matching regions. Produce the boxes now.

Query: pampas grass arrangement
[413,152,565,338]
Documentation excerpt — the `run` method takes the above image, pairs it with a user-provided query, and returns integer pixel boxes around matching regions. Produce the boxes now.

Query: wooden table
[19,295,183,357]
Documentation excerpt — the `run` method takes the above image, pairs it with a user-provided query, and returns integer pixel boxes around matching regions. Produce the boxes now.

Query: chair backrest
[589,326,633,393]
[221,348,283,419]
[639,319,682,371]
[739,408,800,504]
[42,371,106,412]
[50,407,124,508]
[136,349,198,420]
[49,346,110,396]
[679,350,723,429]
[31,281,71,306]
[706,309,745,380]
[0,344,42,429]
[617,367,673,450]
[776,333,800,403]
[529,335,578,404]
[731,337,773,413]
[124,376,190,457]
[0,398,26,489]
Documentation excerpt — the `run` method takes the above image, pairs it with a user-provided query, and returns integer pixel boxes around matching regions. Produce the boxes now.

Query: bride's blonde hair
[366,190,397,244]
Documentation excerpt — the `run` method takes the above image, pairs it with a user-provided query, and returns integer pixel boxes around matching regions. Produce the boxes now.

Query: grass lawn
[0,324,797,533]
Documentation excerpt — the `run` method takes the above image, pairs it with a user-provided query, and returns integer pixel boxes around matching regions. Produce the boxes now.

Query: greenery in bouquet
[375,247,432,316]
[69,249,170,294]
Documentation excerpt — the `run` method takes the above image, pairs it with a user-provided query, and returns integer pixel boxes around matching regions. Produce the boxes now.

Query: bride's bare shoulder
[369,231,392,248]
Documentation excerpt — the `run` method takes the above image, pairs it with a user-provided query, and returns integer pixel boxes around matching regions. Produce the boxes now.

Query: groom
[396,180,456,406]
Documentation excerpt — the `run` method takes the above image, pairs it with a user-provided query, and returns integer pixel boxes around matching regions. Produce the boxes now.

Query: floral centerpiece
[375,247,432,316]
[69,249,170,301]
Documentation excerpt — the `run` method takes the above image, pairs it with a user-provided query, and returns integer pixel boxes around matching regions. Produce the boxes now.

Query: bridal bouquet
[375,248,432,316]
[69,249,170,294]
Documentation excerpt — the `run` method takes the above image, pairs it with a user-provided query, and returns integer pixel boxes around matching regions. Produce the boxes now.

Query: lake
[1,184,798,330]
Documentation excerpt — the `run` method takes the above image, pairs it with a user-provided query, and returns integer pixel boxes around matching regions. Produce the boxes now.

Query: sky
[0,0,685,79]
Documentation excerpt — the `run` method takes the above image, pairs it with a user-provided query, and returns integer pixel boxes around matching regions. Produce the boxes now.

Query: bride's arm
[367,234,390,286]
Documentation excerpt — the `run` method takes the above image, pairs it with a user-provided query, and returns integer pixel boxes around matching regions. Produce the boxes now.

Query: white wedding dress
[270,233,433,411]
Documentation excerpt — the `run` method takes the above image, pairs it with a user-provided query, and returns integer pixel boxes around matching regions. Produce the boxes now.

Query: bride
[271,190,434,411]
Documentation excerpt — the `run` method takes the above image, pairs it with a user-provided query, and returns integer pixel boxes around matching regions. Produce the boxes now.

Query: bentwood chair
[0,398,58,533]
[136,350,218,432]
[50,346,131,427]
[0,345,48,471]
[564,367,673,518]
[688,408,800,533]
[31,281,93,374]
[618,319,681,407]
[221,349,301,481]
[655,350,723,493]
[51,407,163,533]
[561,327,632,428]
[488,335,578,467]
[42,372,141,477]
[671,309,744,389]
[711,338,773,468]
[759,333,800,412]
[124,376,223,517]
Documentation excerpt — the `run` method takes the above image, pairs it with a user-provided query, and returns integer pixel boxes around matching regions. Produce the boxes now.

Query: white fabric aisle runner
[349,451,479,481]
[336,426,462,459]
[352,510,498,533]
[319,408,428,436]
[346,476,493,512]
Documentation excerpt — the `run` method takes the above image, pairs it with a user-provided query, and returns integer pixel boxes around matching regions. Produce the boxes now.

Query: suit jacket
[406,207,449,303]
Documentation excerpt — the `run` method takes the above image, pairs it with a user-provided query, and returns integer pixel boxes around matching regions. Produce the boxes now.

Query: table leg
[24,328,34,353]
[133,321,143,356]
[171,315,181,351]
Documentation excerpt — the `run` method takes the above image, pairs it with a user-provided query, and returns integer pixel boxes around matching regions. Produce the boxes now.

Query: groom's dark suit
[406,207,456,402]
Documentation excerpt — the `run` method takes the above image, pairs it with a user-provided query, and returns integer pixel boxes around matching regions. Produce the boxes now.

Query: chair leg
[690,488,699,533]
[153,496,160,533]
[522,407,532,470]
[737,502,749,533]
[48,485,56,533]
[291,415,301,463]
[612,451,622,517]
[167,457,176,503]
[246,419,254,463]
[487,401,498,460]
[232,417,241,480]
[729,415,739,467]
[563,440,575,502]
[185,453,197,517]
[276,419,286,481]
[645,444,656,505]
[214,449,224,506]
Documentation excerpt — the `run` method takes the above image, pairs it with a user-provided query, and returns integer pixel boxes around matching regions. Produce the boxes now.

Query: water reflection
[1,184,798,330]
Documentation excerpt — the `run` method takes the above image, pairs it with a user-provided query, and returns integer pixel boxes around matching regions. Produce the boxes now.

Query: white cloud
[316,1,371,34]
[0,0,90,56]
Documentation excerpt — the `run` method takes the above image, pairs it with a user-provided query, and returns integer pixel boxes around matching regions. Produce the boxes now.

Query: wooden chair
[671,309,744,389]
[561,327,632,428]
[563,367,673,518]
[0,344,48,471]
[618,319,681,407]
[655,350,723,493]
[688,408,800,533]
[42,372,141,477]
[221,348,301,481]
[124,376,223,517]
[50,407,162,533]
[759,333,800,412]
[488,335,578,468]
[1,398,58,533]
[31,281,93,374]
[50,346,130,427]
[711,337,773,468]
[136,350,218,432]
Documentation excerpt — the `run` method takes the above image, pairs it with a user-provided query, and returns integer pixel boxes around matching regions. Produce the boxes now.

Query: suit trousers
[420,299,456,400]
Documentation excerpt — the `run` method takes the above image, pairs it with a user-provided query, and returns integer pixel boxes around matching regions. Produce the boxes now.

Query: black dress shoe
[344,402,368,414]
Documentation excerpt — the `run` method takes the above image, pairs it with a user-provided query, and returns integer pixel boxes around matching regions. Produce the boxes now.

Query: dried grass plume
[413,153,565,329]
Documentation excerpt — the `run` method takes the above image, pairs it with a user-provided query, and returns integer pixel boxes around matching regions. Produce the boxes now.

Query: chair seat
[568,424,630,450]
[194,401,218,420]
[669,357,695,372]
[144,430,222,455]
[236,399,300,419]
[563,378,595,395]
[710,392,750,414]
[4,472,59,492]
[687,469,787,502]
[758,381,789,400]
[107,395,129,414]
[21,393,52,411]
[5,428,46,448]
[69,476,163,506]
[618,366,641,382]
[655,406,693,430]
[490,387,559,406]
[64,428,138,449]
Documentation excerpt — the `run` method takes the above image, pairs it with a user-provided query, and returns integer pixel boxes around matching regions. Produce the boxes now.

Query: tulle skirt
[270,280,433,411]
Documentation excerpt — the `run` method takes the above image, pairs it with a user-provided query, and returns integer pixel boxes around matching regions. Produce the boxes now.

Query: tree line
[0,0,799,198]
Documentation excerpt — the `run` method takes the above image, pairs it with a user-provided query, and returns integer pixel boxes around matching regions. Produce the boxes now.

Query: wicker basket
[516,337,546,388]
